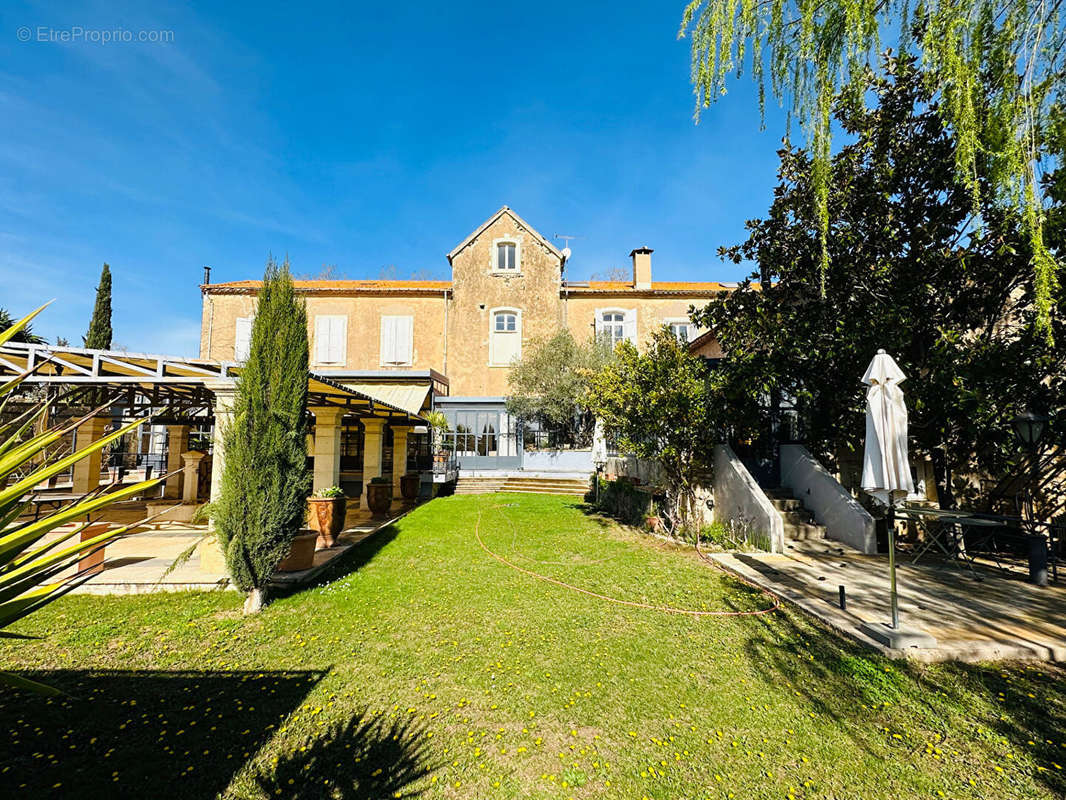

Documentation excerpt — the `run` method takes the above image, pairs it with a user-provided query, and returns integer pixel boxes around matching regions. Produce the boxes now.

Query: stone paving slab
[28,502,414,595]
[710,542,1066,662]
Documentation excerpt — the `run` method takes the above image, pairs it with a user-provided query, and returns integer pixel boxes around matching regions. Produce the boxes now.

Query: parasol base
[860,621,938,650]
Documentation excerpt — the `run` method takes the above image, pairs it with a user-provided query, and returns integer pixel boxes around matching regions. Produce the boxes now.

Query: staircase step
[770,498,803,511]
[455,474,588,497]
[781,510,815,525]
[784,522,827,540]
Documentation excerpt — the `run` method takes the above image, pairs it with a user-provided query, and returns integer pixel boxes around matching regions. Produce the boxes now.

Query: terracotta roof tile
[205,279,452,292]
[570,281,741,293]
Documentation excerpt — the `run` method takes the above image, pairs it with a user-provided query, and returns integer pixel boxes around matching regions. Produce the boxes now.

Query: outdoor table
[900,506,1049,585]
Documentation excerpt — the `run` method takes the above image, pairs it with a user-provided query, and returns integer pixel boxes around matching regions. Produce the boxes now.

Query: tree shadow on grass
[0,669,325,799]
[274,523,403,598]
[903,659,1066,798]
[248,708,437,799]
[729,594,1066,797]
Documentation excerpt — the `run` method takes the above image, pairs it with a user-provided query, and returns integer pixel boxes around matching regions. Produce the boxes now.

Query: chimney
[630,247,653,290]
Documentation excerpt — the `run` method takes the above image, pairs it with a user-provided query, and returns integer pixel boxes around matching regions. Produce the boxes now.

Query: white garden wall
[712,445,785,553]
[779,444,876,553]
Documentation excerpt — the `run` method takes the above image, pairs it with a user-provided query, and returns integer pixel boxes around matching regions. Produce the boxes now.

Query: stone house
[199,207,733,479]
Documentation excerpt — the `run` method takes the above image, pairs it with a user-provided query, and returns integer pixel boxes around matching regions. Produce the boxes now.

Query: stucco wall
[779,444,877,553]
[604,455,667,487]
[523,449,595,473]
[200,292,448,372]
[712,444,785,553]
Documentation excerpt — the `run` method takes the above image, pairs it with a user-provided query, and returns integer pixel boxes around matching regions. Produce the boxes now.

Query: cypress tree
[84,263,113,349]
[213,257,311,613]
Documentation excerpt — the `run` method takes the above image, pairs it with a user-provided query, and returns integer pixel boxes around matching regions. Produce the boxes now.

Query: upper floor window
[380,315,414,366]
[492,238,520,272]
[489,308,522,365]
[596,309,635,348]
[668,321,693,342]
[234,316,253,362]
[314,315,348,365]
[602,312,625,346]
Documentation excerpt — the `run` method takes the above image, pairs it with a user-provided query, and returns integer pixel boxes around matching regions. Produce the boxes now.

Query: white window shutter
[594,312,605,337]
[398,316,413,364]
[234,317,252,362]
[623,309,638,345]
[315,317,331,364]
[381,316,412,365]
[380,317,393,364]
[328,316,346,364]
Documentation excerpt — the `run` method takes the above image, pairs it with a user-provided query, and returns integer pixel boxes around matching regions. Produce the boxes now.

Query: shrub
[591,477,654,527]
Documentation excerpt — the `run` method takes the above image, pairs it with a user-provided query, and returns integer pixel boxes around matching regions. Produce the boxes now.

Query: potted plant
[308,486,346,549]
[400,473,420,503]
[365,476,392,517]
[425,410,450,464]
[645,501,663,533]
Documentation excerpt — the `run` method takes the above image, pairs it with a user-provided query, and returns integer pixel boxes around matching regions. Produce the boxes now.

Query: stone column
[391,426,413,499]
[361,417,386,508]
[181,452,206,504]
[164,425,190,498]
[312,407,345,493]
[204,379,237,506]
[71,415,109,494]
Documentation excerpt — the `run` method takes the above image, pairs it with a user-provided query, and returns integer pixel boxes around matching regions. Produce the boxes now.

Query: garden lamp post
[1012,408,1048,519]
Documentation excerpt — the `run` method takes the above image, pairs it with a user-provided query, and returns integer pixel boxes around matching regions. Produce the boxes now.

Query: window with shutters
[667,320,693,342]
[313,315,347,365]
[492,238,520,273]
[489,308,521,366]
[380,315,414,366]
[595,309,636,348]
[234,317,253,362]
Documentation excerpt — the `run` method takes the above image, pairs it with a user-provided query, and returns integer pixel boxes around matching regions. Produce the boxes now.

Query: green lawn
[3,493,1065,799]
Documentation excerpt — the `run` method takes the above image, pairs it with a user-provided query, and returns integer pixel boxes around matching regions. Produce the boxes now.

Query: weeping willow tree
[680,0,1063,334]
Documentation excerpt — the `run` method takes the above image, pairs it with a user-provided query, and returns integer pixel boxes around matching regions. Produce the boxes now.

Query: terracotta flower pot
[308,496,346,549]
[276,531,317,572]
[366,483,392,517]
[645,515,663,533]
[400,473,420,503]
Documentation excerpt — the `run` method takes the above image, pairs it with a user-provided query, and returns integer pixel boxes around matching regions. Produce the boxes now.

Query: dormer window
[492,238,520,273]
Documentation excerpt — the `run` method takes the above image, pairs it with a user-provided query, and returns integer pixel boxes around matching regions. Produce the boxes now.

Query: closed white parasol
[859,349,921,637]
[861,349,915,507]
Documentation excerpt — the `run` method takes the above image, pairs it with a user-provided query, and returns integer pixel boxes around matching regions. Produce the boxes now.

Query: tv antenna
[555,234,582,262]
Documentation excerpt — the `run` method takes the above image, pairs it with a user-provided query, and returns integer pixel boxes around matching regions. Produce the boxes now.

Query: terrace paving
[30,501,411,595]
[711,538,1066,662]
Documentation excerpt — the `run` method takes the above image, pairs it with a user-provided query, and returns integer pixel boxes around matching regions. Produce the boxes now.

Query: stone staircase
[764,488,827,541]
[454,476,588,497]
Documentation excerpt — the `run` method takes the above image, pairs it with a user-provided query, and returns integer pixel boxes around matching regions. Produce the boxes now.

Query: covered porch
[0,342,432,512]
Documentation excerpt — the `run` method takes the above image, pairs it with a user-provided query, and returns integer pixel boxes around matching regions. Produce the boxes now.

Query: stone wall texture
[200,208,728,395]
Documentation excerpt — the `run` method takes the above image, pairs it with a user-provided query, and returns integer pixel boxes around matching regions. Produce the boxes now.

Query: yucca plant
[1,305,161,693]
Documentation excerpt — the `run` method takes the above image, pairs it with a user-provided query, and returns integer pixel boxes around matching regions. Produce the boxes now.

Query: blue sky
[1,0,789,355]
